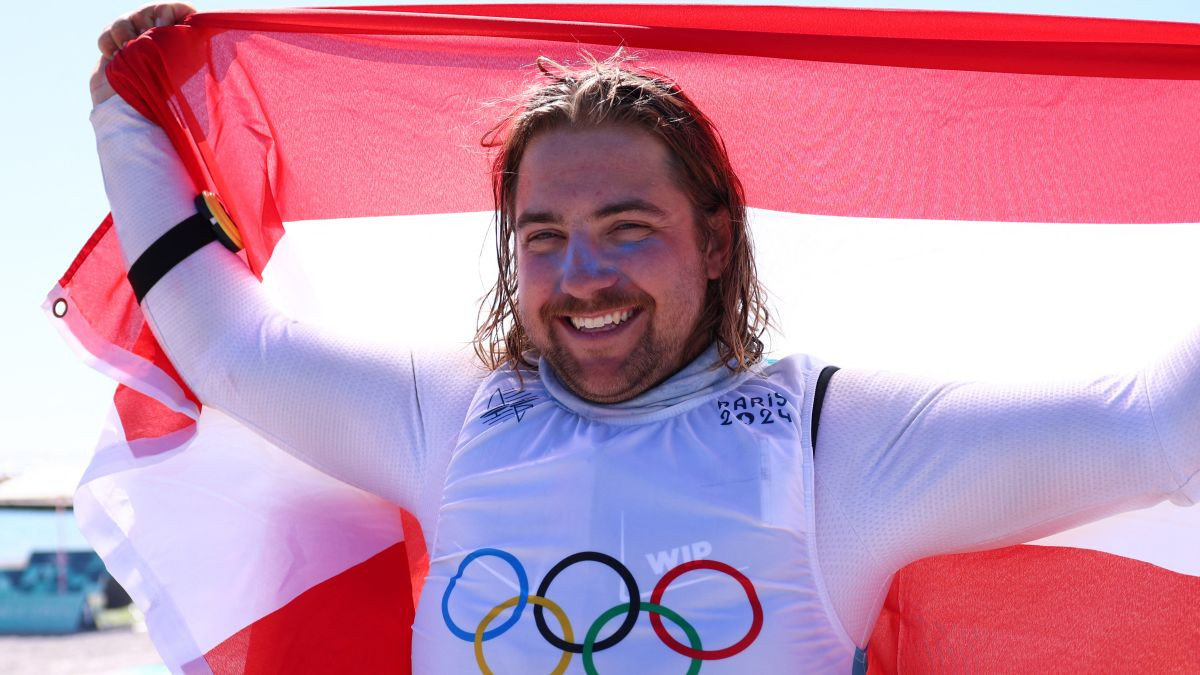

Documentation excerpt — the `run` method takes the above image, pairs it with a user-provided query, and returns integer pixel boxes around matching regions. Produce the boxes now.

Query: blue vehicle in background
[0,549,131,634]
[0,468,135,636]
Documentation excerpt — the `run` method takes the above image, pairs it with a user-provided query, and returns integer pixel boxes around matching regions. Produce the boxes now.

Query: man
[91,5,1199,673]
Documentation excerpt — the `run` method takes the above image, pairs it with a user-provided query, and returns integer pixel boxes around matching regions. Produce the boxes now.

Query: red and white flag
[46,5,1200,673]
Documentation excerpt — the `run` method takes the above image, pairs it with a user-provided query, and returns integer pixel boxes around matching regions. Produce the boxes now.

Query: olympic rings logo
[441,548,764,674]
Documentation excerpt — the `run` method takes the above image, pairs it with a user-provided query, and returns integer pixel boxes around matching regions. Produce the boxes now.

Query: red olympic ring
[649,559,763,660]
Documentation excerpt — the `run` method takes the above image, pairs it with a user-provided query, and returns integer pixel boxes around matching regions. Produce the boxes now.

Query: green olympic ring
[582,602,703,675]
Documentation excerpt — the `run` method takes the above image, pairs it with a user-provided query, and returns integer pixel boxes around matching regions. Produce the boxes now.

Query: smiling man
[495,115,745,403]
[89,6,1200,674]
[512,126,723,402]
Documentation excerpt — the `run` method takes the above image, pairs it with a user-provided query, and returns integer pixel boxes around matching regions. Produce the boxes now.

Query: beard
[541,319,665,403]
[528,288,704,403]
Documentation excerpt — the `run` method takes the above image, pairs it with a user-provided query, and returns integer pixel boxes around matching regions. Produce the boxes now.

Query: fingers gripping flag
[46,5,1200,673]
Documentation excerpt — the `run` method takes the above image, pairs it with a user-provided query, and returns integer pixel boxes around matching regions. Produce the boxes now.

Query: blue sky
[2,0,1199,476]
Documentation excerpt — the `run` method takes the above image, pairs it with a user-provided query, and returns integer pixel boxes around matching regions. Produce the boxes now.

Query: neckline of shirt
[536,344,754,425]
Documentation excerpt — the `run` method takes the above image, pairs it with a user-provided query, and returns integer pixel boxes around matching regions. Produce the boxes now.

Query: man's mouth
[563,307,638,333]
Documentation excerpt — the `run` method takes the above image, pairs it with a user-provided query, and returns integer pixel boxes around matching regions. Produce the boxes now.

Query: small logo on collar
[480,388,539,426]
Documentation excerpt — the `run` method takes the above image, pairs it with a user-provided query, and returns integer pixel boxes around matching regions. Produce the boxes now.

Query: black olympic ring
[534,551,640,654]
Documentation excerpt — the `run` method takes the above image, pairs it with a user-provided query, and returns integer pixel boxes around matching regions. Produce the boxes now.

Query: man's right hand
[91,3,196,106]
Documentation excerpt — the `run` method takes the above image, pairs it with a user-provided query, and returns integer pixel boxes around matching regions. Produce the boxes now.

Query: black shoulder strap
[810,365,840,455]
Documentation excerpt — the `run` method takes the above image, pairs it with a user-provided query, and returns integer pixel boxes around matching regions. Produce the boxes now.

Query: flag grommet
[52,298,68,318]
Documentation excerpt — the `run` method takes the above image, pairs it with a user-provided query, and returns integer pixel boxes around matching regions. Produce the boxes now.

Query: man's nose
[559,236,618,298]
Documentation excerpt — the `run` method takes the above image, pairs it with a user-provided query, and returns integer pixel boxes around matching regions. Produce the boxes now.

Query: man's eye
[612,222,651,239]
[524,231,563,249]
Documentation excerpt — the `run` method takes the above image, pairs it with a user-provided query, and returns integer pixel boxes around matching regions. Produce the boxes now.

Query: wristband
[127,192,243,303]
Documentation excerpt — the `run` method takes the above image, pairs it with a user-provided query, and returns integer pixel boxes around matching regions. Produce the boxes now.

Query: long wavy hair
[475,54,771,373]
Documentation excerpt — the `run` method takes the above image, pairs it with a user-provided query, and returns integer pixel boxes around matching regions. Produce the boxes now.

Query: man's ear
[703,208,733,280]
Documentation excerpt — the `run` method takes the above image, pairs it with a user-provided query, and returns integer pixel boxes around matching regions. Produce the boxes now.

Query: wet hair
[475,53,771,373]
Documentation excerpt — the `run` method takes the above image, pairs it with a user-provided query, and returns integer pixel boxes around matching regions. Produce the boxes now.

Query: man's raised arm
[88,5,482,526]
[813,327,1200,646]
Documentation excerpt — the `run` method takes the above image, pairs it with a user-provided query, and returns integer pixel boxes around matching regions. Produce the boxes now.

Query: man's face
[513,125,728,403]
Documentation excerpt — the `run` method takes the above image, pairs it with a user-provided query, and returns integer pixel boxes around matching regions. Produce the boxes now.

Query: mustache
[538,289,653,321]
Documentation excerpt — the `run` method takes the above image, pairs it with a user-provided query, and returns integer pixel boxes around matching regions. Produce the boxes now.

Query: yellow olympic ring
[474,595,574,675]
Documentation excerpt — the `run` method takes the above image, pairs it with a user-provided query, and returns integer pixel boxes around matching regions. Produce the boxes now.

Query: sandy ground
[0,628,166,675]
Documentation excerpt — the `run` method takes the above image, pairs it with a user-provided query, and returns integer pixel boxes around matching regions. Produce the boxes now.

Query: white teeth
[569,309,634,331]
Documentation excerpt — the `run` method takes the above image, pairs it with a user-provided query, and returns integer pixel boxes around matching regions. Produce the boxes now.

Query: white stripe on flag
[271,208,1200,575]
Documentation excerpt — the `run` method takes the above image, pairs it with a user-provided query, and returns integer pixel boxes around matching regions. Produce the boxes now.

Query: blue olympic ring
[442,548,530,641]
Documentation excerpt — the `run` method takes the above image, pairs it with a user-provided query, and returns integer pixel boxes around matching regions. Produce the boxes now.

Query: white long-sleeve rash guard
[93,97,1199,650]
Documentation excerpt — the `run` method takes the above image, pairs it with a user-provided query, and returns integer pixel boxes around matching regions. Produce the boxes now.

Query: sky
[1,0,1199,477]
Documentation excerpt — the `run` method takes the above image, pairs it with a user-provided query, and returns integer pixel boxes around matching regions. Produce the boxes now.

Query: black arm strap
[127,212,219,303]
[810,365,840,455]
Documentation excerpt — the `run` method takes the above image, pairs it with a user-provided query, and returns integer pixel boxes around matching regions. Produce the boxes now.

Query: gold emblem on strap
[199,190,244,252]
